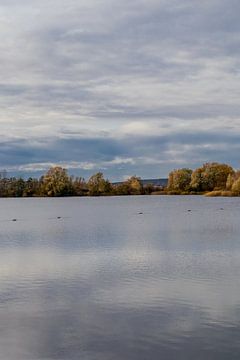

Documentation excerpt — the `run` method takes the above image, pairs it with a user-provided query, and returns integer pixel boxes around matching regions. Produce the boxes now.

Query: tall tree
[87,172,112,196]
[167,168,192,192]
[41,167,73,196]
[190,163,234,191]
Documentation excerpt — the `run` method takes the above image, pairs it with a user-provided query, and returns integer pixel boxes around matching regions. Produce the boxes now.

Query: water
[0,196,240,360]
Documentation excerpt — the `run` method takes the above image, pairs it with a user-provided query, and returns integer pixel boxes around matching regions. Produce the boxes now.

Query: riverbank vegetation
[0,167,152,197]
[0,162,239,197]
[167,163,239,196]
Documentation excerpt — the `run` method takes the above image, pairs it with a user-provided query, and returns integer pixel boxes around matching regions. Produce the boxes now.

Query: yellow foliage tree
[41,166,72,196]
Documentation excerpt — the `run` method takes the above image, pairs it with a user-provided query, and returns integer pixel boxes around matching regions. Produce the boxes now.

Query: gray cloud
[0,0,240,179]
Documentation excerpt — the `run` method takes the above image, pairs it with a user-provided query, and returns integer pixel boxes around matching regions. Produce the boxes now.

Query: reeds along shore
[0,162,239,197]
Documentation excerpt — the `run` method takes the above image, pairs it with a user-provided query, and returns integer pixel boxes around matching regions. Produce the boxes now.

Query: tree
[14,178,25,197]
[228,171,240,194]
[113,182,131,195]
[23,177,40,197]
[72,176,88,196]
[87,172,112,196]
[226,173,234,190]
[167,168,192,192]
[0,174,8,197]
[41,167,73,196]
[143,183,155,195]
[190,167,206,192]
[190,163,234,192]
[126,176,143,195]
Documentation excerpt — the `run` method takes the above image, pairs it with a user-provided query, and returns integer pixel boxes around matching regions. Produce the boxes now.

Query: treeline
[0,167,161,197]
[166,162,240,196]
[0,162,240,197]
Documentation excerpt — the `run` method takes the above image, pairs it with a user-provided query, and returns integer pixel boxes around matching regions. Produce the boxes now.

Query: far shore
[1,161,240,197]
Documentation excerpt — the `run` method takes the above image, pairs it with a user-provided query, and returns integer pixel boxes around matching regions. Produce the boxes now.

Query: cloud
[0,0,240,179]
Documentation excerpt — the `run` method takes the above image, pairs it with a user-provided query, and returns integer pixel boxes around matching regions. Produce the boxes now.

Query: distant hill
[113,178,168,188]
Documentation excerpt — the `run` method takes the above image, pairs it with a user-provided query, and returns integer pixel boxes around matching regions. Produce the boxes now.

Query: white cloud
[0,0,240,178]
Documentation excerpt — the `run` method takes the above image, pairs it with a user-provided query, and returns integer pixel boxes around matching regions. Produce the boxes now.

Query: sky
[0,0,240,180]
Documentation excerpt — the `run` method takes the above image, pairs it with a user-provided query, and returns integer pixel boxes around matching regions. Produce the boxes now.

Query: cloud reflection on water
[0,197,240,359]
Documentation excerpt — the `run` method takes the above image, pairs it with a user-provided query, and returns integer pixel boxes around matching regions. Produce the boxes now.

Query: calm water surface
[0,196,240,359]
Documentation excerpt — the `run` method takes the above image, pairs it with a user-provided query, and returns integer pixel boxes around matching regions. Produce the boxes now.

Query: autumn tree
[190,167,206,192]
[190,163,234,192]
[41,166,73,196]
[126,176,143,195]
[23,177,40,197]
[113,182,131,195]
[227,171,240,194]
[0,173,8,197]
[87,172,112,196]
[167,168,192,192]
[14,178,25,197]
[72,176,88,196]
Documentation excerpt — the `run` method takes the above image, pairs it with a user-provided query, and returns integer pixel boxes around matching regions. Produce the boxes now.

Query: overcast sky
[0,0,240,180]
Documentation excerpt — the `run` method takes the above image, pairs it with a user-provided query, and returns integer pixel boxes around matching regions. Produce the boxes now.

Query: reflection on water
[0,196,240,359]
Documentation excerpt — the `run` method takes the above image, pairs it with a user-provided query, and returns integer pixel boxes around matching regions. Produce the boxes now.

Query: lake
[0,196,240,359]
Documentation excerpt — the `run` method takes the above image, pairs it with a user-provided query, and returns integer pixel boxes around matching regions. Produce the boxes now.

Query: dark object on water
[187,210,191,212]
[57,216,61,219]
[12,218,17,221]
[138,212,143,215]
[219,208,224,210]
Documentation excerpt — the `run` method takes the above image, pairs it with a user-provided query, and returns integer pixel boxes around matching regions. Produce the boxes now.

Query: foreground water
[0,196,240,359]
